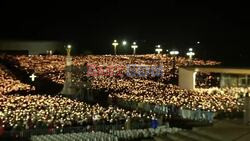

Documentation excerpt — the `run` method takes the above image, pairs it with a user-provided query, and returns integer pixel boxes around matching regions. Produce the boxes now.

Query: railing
[0,118,160,140]
[113,98,215,122]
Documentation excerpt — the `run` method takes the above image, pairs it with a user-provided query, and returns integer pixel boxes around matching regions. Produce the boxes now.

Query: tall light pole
[61,44,77,95]
[170,50,179,56]
[66,44,72,57]
[112,40,119,55]
[195,41,201,58]
[170,49,179,70]
[166,49,169,54]
[186,48,195,60]
[131,42,138,55]
[122,40,127,55]
[155,45,163,54]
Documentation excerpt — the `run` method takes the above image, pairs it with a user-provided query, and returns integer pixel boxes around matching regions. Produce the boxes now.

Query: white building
[179,66,250,89]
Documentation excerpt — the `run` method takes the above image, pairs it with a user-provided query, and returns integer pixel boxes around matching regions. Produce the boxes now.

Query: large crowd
[0,54,247,134]
[195,87,250,98]
[1,54,220,84]
[195,72,221,88]
[91,77,243,112]
[0,55,245,112]
[0,95,146,130]
[0,64,32,95]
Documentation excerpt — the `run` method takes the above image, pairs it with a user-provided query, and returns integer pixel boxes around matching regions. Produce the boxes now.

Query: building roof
[180,66,250,75]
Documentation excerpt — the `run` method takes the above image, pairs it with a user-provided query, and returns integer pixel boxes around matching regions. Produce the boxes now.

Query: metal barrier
[114,98,215,122]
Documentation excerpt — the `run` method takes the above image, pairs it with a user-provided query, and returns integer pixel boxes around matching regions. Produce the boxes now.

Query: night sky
[0,1,249,66]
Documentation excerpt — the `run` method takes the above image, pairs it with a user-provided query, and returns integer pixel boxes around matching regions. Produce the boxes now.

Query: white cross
[29,73,37,82]
[186,51,195,60]
[155,48,163,54]
[131,42,138,55]
[112,40,119,55]
[112,41,118,46]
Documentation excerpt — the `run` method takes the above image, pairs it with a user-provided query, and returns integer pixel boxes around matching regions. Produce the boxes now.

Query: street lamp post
[61,44,77,95]
[112,40,119,55]
[66,44,72,66]
[195,41,201,58]
[166,49,169,54]
[170,50,179,69]
[66,45,71,56]
[122,40,127,55]
[131,42,138,55]
[155,45,163,54]
[170,50,179,56]
[186,48,195,60]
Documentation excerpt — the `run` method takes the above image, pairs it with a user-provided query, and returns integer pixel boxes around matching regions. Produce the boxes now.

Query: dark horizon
[0,1,249,66]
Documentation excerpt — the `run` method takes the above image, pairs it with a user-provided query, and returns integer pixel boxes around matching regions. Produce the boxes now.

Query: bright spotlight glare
[122,41,127,45]
[67,45,72,49]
